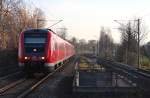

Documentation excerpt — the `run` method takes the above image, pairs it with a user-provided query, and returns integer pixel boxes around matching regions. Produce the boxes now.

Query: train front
[18,29,50,74]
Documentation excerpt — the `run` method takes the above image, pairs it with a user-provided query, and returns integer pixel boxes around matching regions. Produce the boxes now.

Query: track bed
[73,57,138,95]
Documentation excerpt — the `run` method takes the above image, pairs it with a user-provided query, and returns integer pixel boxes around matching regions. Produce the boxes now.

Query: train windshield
[24,37,46,44]
[24,32,48,55]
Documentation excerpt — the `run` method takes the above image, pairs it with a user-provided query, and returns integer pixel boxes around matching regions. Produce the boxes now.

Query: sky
[29,0,150,44]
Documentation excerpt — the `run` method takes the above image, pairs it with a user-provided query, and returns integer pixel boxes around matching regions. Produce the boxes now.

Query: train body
[18,29,75,74]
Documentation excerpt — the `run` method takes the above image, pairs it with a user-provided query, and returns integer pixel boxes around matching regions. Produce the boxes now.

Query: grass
[79,57,90,70]
[140,56,150,69]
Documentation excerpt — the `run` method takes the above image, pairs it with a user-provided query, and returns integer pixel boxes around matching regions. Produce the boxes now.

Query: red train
[18,29,75,75]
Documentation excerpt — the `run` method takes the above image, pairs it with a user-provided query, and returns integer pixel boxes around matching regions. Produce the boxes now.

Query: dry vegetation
[0,0,46,66]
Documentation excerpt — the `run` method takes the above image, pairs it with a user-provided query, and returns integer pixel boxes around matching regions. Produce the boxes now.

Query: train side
[18,29,75,75]
[46,31,75,70]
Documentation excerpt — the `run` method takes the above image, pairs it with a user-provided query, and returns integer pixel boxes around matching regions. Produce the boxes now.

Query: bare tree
[78,39,86,54]
[70,37,78,47]
[116,21,139,66]
[33,8,46,28]
[88,40,97,55]
[0,0,46,50]
[69,37,78,53]
[56,27,67,39]
[116,19,149,67]
[98,27,114,59]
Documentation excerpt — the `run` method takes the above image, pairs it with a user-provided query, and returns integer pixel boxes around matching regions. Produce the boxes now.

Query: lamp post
[93,36,99,57]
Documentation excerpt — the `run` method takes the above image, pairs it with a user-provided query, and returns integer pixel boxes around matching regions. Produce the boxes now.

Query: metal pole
[97,40,98,56]
[0,0,3,31]
[137,19,140,68]
[37,19,38,28]
[114,19,141,67]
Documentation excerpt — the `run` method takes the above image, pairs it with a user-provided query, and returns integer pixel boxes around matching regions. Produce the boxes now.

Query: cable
[28,0,38,8]
[133,7,148,17]
[141,13,150,18]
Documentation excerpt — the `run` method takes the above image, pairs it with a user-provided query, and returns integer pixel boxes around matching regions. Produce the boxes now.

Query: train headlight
[33,48,37,52]
[25,57,28,60]
[41,57,45,60]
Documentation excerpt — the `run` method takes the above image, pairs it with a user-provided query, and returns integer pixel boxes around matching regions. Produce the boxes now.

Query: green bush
[140,56,150,69]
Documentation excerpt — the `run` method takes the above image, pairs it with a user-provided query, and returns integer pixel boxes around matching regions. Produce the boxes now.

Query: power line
[28,0,38,8]
[132,7,150,19]
[28,0,64,28]
[133,7,148,16]
[141,13,150,18]
[29,0,61,20]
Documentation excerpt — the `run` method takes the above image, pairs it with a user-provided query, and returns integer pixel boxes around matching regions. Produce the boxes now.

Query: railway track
[97,58,150,91]
[0,65,18,71]
[17,63,65,98]
[0,78,26,94]
[0,71,21,81]
[0,78,39,98]
[26,57,77,98]
[0,73,48,98]
[0,71,25,89]
[0,58,75,98]
[0,67,20,77]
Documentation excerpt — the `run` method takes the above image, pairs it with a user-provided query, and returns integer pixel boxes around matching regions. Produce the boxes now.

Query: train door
[64,43,66,60]
[54,39,57,62]
[54,37,58,62]
[51,36,57,63]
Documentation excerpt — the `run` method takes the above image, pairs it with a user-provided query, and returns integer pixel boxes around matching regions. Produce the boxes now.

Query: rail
[97,58,150,91]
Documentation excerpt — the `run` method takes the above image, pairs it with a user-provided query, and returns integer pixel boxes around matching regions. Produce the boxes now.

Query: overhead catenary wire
[27,0,65,29]
[131,7,150,19]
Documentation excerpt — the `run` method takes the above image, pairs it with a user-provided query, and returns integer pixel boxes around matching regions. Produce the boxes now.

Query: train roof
[23,29,50,33]
[22,28,74,47]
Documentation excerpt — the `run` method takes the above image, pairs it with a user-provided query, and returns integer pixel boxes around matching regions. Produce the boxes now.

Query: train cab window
[24,37,46,44]
[24,31,47,55]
